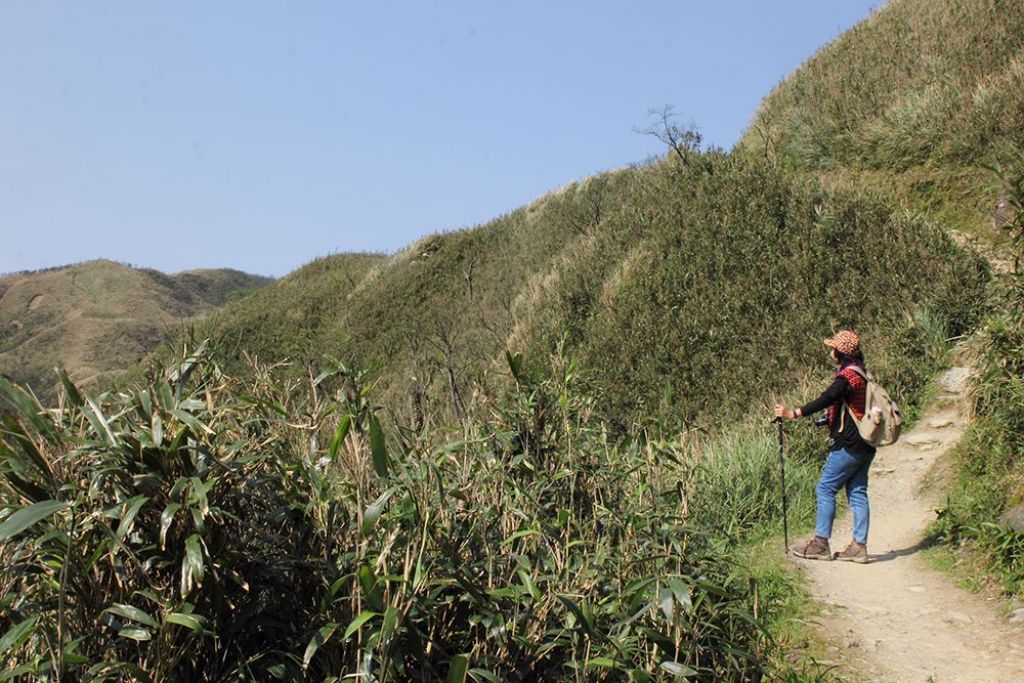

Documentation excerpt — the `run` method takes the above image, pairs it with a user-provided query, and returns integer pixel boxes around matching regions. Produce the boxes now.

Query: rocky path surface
[795,366,1024,682]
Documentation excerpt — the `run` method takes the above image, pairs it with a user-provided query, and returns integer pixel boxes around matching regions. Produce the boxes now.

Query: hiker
[773,330,874,563]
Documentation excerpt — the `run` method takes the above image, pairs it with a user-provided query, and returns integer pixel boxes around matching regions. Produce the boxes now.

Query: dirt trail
[795,365,1024,682]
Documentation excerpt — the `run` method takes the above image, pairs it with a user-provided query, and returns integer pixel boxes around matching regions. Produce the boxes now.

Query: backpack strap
[842,365,868,382]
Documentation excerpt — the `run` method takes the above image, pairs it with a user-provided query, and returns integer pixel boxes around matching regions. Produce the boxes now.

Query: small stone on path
[908,585,926,593]
[1009,609,1024,624]
[945,611,974,624]
[938,366,971,393]
[927,417,954,428]
[907,434,940,447]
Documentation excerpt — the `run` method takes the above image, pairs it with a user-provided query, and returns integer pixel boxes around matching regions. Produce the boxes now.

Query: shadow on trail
[869,535,939,564]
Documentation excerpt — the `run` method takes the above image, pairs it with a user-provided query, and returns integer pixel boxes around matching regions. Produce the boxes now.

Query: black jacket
[799,372,876,459]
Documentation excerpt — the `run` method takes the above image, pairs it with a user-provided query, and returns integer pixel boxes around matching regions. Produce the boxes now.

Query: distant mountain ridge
[0,259,271,398]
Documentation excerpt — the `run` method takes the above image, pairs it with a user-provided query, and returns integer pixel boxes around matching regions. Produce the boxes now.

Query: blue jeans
[815,447,874,545]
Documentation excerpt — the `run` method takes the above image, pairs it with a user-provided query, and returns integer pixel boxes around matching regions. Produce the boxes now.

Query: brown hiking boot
[834,541,870,563]
[791,536,832,560]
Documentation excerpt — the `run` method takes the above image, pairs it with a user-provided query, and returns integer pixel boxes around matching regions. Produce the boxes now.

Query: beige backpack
[840,366,902,447]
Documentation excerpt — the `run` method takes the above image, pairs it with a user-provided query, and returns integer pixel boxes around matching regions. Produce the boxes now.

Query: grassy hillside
[0,259,270,398]
[199,152,987,436]
[740,0,1024,601]
[198,252,387,363]
[742,0,1024,234]
[194,172,639,423]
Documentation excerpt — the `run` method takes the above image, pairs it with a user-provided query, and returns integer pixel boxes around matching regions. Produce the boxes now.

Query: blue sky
[1,2,880,277]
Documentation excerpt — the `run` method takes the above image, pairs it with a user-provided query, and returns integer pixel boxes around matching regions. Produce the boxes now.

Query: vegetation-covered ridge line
[190,149,989,441]
[742,0,1024,235]
[0,257,275,281]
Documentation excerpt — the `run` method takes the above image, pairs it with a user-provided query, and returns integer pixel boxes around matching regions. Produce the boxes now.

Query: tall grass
[742,0,1024,231]
[933,165,1024,596]
[688,429,817,543]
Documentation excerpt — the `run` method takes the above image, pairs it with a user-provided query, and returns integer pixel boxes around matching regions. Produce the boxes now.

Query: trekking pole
[773,417,790,554]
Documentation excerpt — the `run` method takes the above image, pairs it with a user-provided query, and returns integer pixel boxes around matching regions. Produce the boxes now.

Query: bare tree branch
[636,105,703,165]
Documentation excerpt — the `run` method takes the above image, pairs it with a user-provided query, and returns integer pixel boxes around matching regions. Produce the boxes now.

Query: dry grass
[741,0,1024,238]
[0,259,269,400]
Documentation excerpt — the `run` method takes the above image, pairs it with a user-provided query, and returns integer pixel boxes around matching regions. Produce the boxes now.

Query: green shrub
[1,346,801,681]
[933,166,1024,596]
[526,153,988,431]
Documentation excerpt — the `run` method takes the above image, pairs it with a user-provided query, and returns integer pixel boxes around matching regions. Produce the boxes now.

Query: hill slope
[738,0,1024,673]
[741,0,1024,233]
[199,152,989,433]
[0,259,270,397]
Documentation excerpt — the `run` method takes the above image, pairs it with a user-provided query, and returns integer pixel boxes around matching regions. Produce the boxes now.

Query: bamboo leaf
[1,417,54,480]
[1,471,50,503]
[0,375,53,440]
[169,409,210,435]
[447,654,471,683]
[0,616,37,656]
[361,489,393,534]
[137,389,152,417]
[659,588,674,621]
[557,595,596,637]
[160,502,181,549]
[189,477,211,518]
[667,578,693,614]
[82,395,117,447]
[58,369,85,408]
[659,661,697,678]
[303,622,339,669]
[156,380,175,411]
[518,570,541,602]
[342,611,379,641]
[0,663,35,680]
[501,528,540,546]
[380,606,399,643]
[505,350,526,383]
[116,495,149,542]
[587,657,618,668]
[152,411,163,445]
[164,612,205,633]
[328,415,351,458]
[358,565,384,612]
[0,500,68,540]
[104,603,158,628]
[181,534,204,596]
[118,627,152,641]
